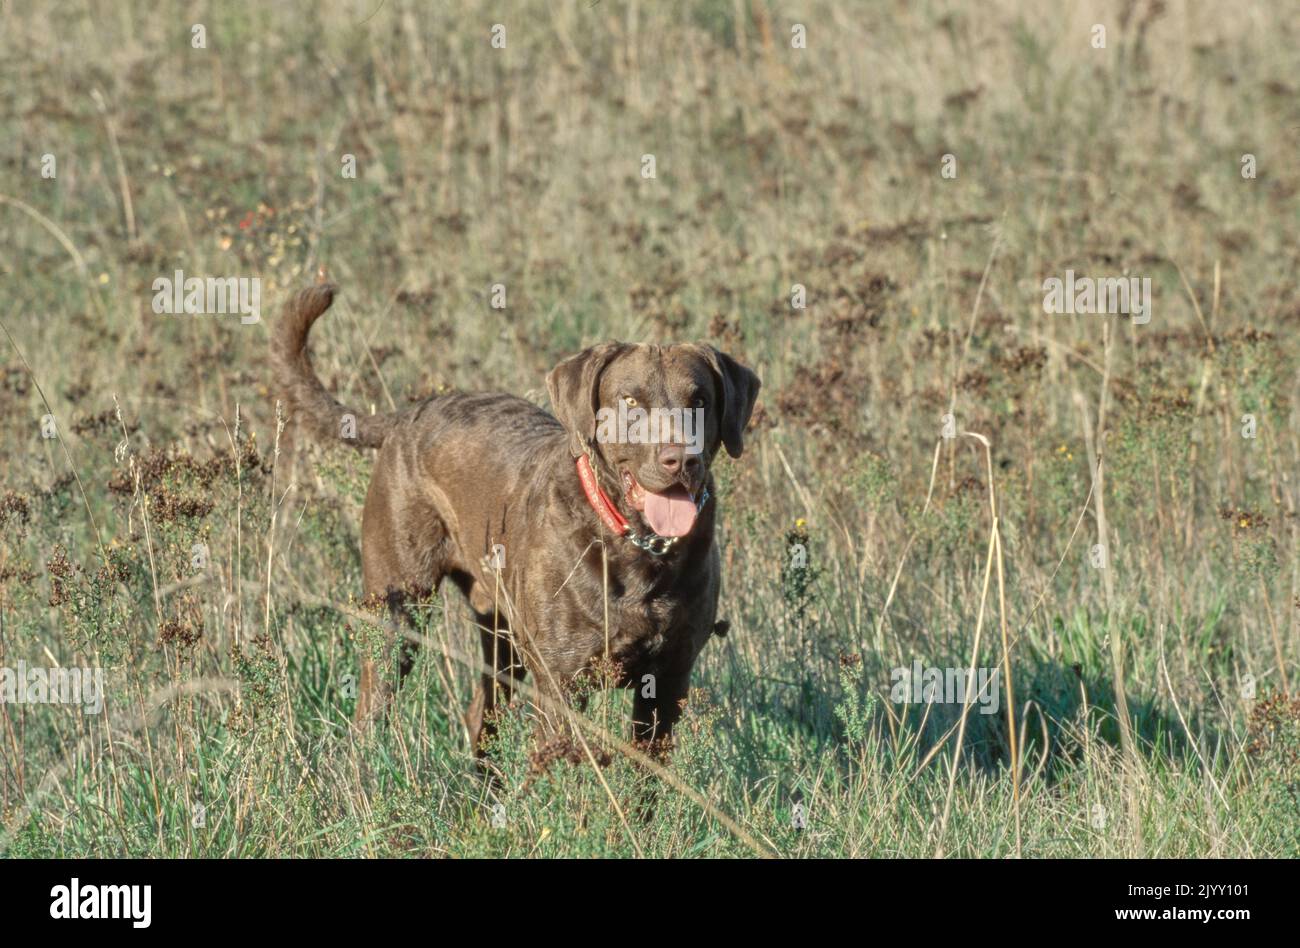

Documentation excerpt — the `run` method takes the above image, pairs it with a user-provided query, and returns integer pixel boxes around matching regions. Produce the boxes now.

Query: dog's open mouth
[622,470,698,538]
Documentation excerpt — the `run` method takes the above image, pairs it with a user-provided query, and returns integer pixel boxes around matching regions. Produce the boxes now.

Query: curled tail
[271,283,398,450]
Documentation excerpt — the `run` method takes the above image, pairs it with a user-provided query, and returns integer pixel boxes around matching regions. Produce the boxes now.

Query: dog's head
[547,343,760,539]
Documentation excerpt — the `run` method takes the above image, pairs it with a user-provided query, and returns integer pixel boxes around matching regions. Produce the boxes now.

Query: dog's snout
[657,445,703,481]
[658,444,685,474]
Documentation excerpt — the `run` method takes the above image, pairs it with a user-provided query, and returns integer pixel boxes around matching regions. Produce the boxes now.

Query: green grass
[1,0,1298,857]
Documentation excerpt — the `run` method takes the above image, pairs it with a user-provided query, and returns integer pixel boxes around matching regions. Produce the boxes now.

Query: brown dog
[272,284,760,754]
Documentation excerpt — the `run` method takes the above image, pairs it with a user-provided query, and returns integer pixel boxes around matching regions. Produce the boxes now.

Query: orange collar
[576,454,629,536]
[575,454,708,556]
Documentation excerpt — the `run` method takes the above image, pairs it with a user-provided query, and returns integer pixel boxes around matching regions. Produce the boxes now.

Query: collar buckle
[624,530,677,556]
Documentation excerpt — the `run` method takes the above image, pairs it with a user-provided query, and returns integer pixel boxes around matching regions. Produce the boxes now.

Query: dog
[272,284,760,754]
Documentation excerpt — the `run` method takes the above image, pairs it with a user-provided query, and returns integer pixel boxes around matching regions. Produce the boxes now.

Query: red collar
[575,454,708,556]
[576,454,628,536]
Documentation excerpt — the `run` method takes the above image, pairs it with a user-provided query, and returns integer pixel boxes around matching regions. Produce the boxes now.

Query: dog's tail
[271,283,398,450]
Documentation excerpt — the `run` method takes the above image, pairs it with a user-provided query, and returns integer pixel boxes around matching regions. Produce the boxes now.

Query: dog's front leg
[467,621,528,756]
[631,664,691,754]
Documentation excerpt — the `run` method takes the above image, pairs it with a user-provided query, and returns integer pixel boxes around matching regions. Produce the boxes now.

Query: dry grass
[1,0,1298,856]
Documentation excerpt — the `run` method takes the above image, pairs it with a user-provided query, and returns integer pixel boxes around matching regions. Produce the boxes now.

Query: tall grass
[1,0,1297,856]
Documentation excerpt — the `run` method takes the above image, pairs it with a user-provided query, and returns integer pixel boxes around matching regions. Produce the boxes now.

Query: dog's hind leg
[355,587,432,726]
[355,472,452,728]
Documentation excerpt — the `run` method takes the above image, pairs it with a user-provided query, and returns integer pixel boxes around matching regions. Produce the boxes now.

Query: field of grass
[1,0,1298,857]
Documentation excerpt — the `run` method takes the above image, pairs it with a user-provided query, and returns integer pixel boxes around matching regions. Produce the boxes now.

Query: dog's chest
[538,582,699,676]
[604,594,685,667]
[518,529,719,677]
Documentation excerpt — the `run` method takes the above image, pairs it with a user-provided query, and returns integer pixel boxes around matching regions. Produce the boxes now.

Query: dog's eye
[692,396,705,408]
[623,396,638,408]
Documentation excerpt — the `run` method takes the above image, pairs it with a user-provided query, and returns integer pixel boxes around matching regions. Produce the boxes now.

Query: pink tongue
[643,485,698,537]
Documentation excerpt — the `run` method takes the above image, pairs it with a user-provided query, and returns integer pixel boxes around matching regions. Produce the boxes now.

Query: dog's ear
[689,345,761,458]
[546,343,632,458]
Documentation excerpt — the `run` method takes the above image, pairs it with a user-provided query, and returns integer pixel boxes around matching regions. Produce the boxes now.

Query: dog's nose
[659,444,684,474]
